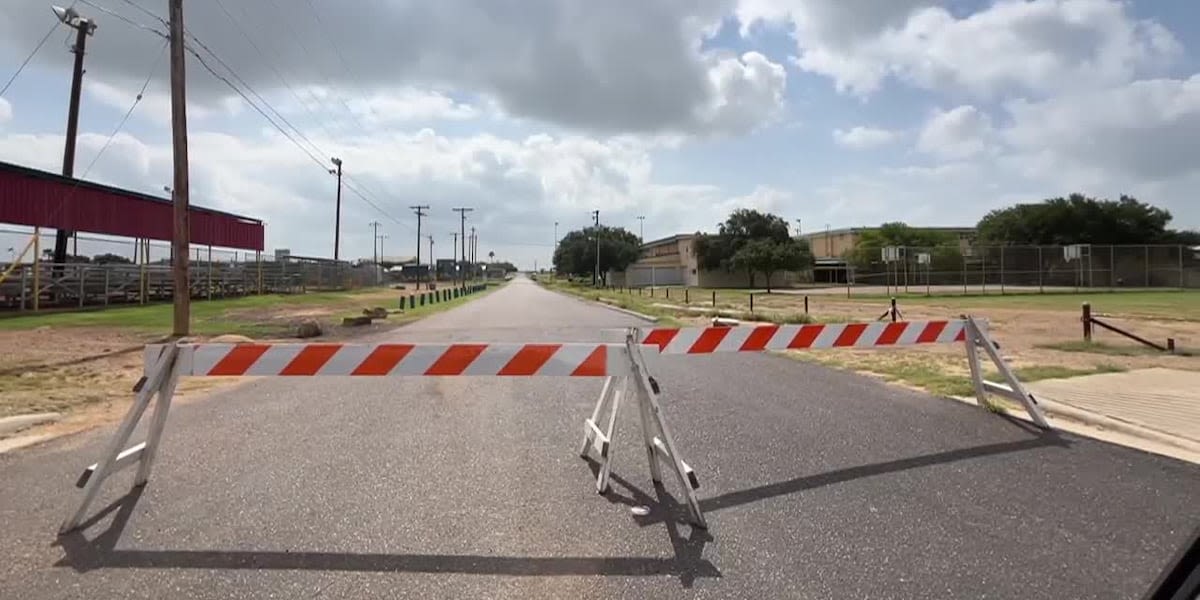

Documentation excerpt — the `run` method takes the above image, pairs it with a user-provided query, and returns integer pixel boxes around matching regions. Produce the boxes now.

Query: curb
[0,433,55,454]
[0,413,62,437]
[543,287,659,323]
[1035,397,1200,453]
[949,394,1200,456]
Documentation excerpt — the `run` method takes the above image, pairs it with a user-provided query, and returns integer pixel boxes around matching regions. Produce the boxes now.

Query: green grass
[839,290,1200,320]
[544,279,814,325]
[0,282,499,337]
[987,363,1126,383]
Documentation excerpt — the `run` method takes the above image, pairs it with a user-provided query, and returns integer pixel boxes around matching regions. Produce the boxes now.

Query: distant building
[801,226,977,260]
[800,226,976,284]
[610,233,802,288]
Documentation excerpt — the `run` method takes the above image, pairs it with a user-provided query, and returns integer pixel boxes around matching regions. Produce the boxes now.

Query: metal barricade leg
[59,345,180,534]
[626,332,707,528]
[579,376,629,494]
[966,316,1052,429]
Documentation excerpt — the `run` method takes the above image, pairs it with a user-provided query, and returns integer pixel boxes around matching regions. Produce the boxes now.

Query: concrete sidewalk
[1028,368,1200,447]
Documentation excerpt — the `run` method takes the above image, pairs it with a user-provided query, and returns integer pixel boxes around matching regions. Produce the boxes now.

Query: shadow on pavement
[55,479,720,587]
[608,429,1070,527]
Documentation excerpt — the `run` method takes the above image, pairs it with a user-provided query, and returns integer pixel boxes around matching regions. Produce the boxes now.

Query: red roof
[0,160,264,251]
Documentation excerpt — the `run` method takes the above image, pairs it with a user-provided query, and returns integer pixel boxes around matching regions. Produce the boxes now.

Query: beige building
[802,226,977,259]
[610,233,802,288]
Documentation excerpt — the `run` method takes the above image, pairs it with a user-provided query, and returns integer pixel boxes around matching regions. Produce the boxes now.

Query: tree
[487,250,495,262]
[846,222,962,273]
[552,225,640,285]
[731,238,813,291]
[976,194,1196,244]
[694,209,811,287]
[92,253,133,265]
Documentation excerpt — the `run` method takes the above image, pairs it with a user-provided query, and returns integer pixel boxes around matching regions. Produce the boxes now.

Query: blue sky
[2,0,1199,268]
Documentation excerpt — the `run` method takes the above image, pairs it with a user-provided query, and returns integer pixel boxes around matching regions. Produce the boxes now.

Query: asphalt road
[2,277,1198,599]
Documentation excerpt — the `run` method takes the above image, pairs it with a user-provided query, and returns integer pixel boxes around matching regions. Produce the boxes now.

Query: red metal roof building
[0,160,264,251]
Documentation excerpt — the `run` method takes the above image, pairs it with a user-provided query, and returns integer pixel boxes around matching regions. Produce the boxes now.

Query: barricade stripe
[787,324,824,349]
[875,322,907,346]
[643,329,678,351]
[739,325,779,351]
[498,344,561,376]
[938,321,965,344]
[571,346,608,377]
[689,328,730,354]
[425,344,488,375]
[351,344,415,376]
[208,344,271,376]
[280,344,342,376]
[916,321,947,344]
[953,328,966,342]
[850,322,889,348]
[833,323,868,347]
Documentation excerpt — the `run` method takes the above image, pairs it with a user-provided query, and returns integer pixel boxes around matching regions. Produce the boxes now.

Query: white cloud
[917,105,993,160]
[1002,75,1200,182]
[833,126,900,149]
[739,0,1180,98]
[0,0,786,136]
[0,97,11,125]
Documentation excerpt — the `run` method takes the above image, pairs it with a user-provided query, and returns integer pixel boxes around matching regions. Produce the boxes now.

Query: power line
[80,38,169,177]
[0,18,65,97]
[76,0,166,37]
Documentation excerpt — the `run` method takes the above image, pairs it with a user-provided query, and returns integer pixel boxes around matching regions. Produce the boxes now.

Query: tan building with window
[800,226,977,283]
[610,233,802,288]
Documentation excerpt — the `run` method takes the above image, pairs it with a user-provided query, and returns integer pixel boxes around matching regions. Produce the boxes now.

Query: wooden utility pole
[169,0,191,337]
[54,7,96,267]
[410,204,429,287]
[329,158,343,261]
[452,207,473,286]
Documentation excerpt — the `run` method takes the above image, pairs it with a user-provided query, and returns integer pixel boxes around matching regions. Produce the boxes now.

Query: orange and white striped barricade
[60,338,707,532]
[639,315,1050,429]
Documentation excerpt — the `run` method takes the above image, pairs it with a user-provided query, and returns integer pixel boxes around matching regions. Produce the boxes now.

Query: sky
[1,0,1199,269]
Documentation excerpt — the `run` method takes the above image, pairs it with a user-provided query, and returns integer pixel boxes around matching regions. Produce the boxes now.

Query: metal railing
[0,260,385,311]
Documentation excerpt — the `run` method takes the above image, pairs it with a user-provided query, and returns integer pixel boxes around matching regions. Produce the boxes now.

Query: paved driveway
[1,277,1197,598]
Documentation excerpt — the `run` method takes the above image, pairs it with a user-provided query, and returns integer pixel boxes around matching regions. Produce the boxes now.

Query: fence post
[20,267,27,311]
[79,266,85,308]
[999,246,1005,295]
[1180,245,1186,290]
[666,288,670,299]
[103,268,109,306]
[749,293,754,313]
[684,288,689,304]
[711,290,716,306]
[1082,302,1092,342]
[890,297,897,322]
[1038,246,1044,293]
[1144,246,1150,288]
[207,246,213,301]
[1109,245,1115,291]
[256,251,263,295]
[804,295,809,314]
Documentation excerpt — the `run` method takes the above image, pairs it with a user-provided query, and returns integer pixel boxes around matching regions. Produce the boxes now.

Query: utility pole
[470,226,476,281]
[52,5,97,267]
[452,207,473,286]
[637,215,645,243]
[368,221,381,265]
[427,235,435,284]
[329,157,343,261]
[410,204,429,288]
[450,232,459,282]
[592,209,600,286]
[168,0,190,337]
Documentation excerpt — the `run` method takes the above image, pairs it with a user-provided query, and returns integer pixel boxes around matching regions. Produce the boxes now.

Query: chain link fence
[0,228,384,311]
[841,244,1199,294]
